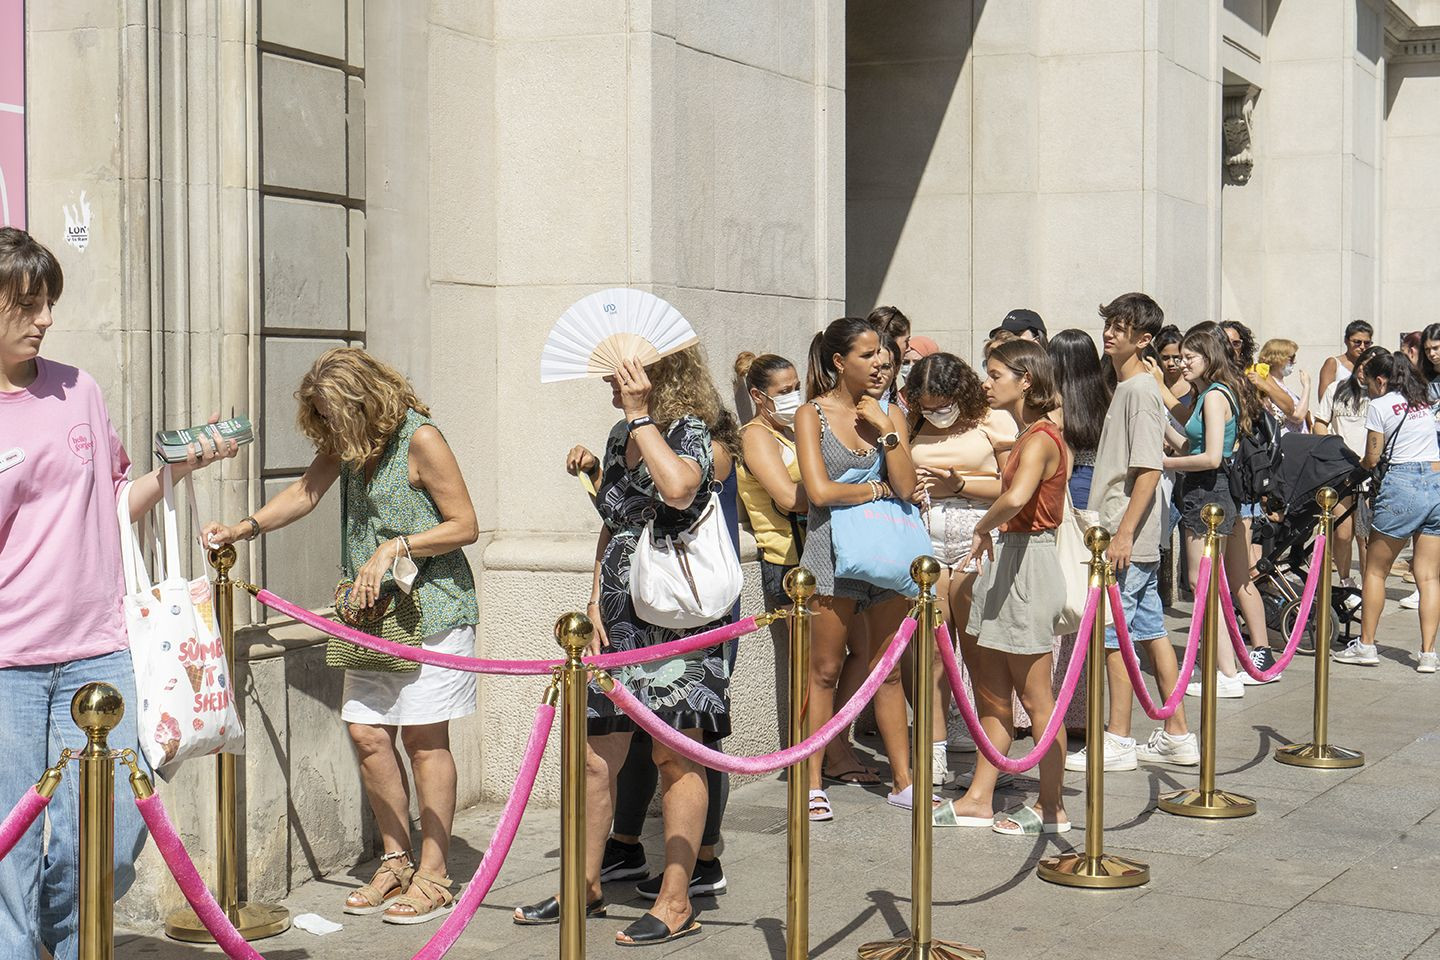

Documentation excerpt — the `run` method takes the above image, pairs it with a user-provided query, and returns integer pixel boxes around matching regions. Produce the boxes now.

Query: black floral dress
[587,415,732,738]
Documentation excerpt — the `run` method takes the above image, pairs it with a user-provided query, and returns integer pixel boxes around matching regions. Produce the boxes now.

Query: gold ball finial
[71,683,124,738]
[910,555,943,590]
[1316,486,1339,511]
[784,567,817,603]
[1084,526,1111,557]
[208,543,237,576]
[554,611,594,657]
[1202,502,1227,530]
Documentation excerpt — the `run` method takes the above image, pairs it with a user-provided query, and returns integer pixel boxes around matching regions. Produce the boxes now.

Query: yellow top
[737,421,803,565]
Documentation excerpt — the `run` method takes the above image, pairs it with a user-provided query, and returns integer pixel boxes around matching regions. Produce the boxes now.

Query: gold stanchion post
[1158,504,1257,818]
[1275,487,1365,769]
[1038,527,1150,887]
[74,682,123,960]
[859,557,983,960]
[556,612,593,960]
[166,545,289,942]
[783,568,816,960]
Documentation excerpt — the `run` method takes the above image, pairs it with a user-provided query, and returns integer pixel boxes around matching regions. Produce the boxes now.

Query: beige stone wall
[1383,57,1440,344]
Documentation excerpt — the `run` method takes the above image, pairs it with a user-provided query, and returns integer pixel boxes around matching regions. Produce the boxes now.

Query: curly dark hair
[903,353,989,434]
[1220,320,1256,369]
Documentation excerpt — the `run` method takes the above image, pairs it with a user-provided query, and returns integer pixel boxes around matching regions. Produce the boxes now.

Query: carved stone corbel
[1223,85,1259,186]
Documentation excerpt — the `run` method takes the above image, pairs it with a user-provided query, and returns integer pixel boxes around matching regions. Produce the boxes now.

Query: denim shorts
[1371,462,1440,539]
[1179,469,1237,536]
[1105,560,1166,650]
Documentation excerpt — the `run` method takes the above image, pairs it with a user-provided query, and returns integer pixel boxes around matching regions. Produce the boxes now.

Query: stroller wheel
[1283,598,1336,656]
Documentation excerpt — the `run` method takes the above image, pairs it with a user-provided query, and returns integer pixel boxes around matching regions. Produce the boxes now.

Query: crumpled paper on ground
[293,913,343,936]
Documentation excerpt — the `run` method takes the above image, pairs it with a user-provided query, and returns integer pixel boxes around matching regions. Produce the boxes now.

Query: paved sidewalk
[120,593,1440,960]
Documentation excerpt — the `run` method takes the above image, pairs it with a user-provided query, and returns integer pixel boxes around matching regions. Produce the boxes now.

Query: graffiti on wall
[0,0,24,228]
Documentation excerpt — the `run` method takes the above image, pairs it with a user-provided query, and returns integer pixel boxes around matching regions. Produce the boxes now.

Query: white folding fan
[539,288,699,383]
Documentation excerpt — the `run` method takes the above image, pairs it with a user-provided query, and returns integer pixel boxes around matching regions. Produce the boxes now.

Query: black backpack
[1227,404,1282,509]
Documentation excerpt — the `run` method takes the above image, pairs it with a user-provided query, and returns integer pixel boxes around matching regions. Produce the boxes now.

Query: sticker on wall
[63,191,92,252]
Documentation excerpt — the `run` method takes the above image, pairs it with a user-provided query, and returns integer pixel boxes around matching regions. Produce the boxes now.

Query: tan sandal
[344,854,415,916]
[382,871,456,925]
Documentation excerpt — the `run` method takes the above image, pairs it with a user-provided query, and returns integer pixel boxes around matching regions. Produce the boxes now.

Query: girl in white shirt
[1334,349,1440,672]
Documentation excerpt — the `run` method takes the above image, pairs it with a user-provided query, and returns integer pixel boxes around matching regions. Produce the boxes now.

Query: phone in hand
[155,416,255,463]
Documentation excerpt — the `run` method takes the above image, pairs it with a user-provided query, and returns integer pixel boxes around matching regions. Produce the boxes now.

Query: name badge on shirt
[0,447,23,474]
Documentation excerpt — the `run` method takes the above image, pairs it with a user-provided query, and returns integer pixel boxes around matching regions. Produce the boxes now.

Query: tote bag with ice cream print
[118,467,245,775]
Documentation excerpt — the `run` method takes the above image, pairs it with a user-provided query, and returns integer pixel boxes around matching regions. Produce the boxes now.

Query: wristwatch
[879,431,900,451]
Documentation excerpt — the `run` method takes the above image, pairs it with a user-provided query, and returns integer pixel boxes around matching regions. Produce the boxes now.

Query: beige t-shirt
[1087,375,1166,563]
[911,408,1017,491]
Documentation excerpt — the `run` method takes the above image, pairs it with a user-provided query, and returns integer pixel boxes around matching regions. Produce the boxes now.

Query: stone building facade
[7,0,1440,925]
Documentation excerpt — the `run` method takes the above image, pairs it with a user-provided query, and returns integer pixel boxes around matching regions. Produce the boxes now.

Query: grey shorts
[969,530,1065,656]
[835,577,899,613]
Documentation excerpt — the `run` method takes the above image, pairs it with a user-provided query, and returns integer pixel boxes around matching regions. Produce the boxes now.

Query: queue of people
[3,214,1434,953]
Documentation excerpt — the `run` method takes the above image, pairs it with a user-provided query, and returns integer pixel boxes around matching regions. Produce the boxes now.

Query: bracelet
[240,516,261,540]
[956,476,967,495]
[867,480,879,502]
[626,416,655,432]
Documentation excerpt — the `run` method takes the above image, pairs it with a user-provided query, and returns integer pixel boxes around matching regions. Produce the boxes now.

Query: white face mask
[1283,363,1295,378]
[923,404,960,430]
[391,538,418,594]
[767,390,802,427]
[896,361,914,390]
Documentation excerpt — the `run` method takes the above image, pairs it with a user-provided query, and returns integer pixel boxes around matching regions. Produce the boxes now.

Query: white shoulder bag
[1051,484,1098,635]
[630,486,743,629]
[119,467,245,775]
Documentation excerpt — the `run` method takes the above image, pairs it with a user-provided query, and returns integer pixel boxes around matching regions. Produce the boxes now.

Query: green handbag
[325,494,426,673]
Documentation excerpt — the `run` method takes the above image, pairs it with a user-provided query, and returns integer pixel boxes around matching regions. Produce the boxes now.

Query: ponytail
[805,317,873,399]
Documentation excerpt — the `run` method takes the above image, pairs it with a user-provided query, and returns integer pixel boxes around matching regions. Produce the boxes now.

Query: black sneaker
[635,857,727,900]
[599,838,648,882]
[1239,646,1280,685]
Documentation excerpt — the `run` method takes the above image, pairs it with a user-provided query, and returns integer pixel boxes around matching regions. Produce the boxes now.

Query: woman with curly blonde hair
[518,345,735,946]
[205,347,479,925]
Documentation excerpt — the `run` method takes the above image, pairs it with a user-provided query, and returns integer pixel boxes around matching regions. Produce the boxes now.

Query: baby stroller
[1251,433,1366,653]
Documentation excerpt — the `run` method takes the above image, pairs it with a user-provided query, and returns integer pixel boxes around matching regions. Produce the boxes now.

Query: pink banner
[0,0,24,228]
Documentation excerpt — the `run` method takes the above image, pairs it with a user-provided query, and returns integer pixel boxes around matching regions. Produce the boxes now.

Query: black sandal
[512,895,606,925]
[616,909,701,946]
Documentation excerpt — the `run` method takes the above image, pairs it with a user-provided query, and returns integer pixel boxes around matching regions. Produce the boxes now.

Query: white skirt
[340,625,478,726]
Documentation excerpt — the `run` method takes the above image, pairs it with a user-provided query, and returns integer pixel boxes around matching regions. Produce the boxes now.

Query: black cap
[990,309,1047,339]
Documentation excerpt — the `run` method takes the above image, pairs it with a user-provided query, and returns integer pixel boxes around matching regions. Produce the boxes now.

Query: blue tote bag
[828,458,932,595]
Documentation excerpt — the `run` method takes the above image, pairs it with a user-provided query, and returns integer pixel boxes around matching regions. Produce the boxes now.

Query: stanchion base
[165,902,291,942]
[1274,741,1365,769]
[858,935,986,959]
[1036,852,1150,888]
[1156,787,1257,819]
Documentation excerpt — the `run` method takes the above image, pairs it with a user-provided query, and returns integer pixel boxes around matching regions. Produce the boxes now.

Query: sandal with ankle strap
[382,871,457,925]
[343,854,415,916]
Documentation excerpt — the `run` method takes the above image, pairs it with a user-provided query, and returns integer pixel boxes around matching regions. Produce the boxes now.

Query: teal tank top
[340,409,478,636]
[1184,383,1238,459]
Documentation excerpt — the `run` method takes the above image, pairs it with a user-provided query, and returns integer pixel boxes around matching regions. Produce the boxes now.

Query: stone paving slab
[119,599,1440,959]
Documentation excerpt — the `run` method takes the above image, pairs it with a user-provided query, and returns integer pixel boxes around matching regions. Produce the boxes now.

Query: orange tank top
[1000,420,1068,534]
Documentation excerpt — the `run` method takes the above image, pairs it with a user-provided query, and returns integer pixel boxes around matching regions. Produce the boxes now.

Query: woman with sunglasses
[1318,321,1375,403]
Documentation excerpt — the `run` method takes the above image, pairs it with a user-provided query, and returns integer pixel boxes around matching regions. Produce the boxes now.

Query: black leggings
[612,730,729,849]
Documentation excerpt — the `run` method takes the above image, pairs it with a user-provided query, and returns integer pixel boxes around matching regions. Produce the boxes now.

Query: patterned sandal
[343,852,415,916]
[382,871,457,925]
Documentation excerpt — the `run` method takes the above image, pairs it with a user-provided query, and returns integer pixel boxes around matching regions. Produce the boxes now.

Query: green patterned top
[340,409,478,637]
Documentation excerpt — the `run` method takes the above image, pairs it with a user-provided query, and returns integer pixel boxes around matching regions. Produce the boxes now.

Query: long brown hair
[1180,328,1251,433]
[296,348,432,465]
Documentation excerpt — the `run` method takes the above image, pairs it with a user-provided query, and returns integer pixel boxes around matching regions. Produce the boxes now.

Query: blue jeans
[1104,561,1166,650]
[0,649,150,960]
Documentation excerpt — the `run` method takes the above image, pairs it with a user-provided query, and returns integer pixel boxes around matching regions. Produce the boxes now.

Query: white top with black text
[1365,391,1440,464]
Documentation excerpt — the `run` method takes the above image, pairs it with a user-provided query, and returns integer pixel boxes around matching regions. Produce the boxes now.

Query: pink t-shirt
[0,357,132,667]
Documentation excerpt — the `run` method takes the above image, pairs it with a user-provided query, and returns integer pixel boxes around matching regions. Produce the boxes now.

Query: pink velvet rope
[1218,534,1326,682]
[135,703,555,960]
[0,787,50,865]
[255,588,758,675]
[602,616,918,775]
[933,590,1096,774]
[1110,556,1208,720]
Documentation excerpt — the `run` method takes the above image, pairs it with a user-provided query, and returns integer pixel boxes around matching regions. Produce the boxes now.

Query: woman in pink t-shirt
[0,227,235,960]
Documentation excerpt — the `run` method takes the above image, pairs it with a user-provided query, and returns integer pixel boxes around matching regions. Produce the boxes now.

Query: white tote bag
[630,488,743,629]
[1051,486,1098,635]
[119,467,245,774]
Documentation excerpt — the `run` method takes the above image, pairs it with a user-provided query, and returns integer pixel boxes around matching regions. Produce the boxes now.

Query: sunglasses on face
[1348,338,1372,347]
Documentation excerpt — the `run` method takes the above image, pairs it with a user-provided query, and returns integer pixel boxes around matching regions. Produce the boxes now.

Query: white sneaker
[1418,651,1438,674]
[1185,672,1245,699]
[1064,732,1138,772]
[1332,640,1379,666]
[932,740,949,785]
[1400,590,1421,610]
[1135,729,1201,766]
[946,713,977,754]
